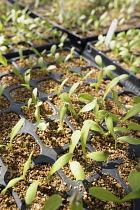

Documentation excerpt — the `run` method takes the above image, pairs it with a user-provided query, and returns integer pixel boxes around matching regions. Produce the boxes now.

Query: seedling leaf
[89,187,121,202]
[70,161,85,181]
[118,136,140,145]
[122,103,140,122]
[128,171,140,192]
[42,194,62,210]
[47,153,72,181]
[25,180,40,205]
[78,93,94,102]
[86,151,109,161]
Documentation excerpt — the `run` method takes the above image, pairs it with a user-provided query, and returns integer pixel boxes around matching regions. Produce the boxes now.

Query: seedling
[1,151,33,195]
[47,45,57,58]
[58,82,80,131]
[30,88,46,130]
[13,67,24,81]
[58,33,67,50]
[89,162,140,203]
[68,129,109,181]
[31,47,46,57]
[90,55,116,89]
[38,56,56,73]
[25,152,72,205]
[51,78,68,96]
[21,69,31,90]
[0,84,6,105]
[42,194,62,210]
[0,118,25,150]
[0,54,7,66]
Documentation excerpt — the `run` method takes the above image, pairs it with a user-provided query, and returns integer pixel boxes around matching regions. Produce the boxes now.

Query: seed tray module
[1,41,140,209]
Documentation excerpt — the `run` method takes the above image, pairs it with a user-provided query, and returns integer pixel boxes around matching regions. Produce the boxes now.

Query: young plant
[47,44,57,58]
[38,56,56,73]
[31,88,46,131]
[25,152,72,205]
[89,162,140,203]
[0,118,25,150]
[42,194,62,210]
[68,129,109,181]
[31,47,46,58]
[58,82,80,131]
[58,33,67,50]
[1,151,33,195]
[0,54,7,66]
[90,55,116,89]
[0,84,6,105]
[51,78,68,96]
[21,69,31,90]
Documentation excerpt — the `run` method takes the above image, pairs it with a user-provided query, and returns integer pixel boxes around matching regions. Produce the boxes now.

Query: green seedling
[89,162,140,203]
[31,47,46,57]
[0,54,7,66]
[22,98,32,110]
[93,11,109,31]
[80,120,108,156]
[68,129,109,181]
[1,151,33,195]
[105,112,140,149]
[38,56,56,73]
[58,33,67,50]
[51,78,68,96]
[90,55,116,89]
[58,82,80,131]
[13,67,24,81]
[64,47,75,63]
[31,88,46,130]
[55,52,63,65]
[60,92,78,118]
[19,48,24,61]
[0,118,25,150]
[73,68,96,82]
[25,152,72,205]
[0,84,6,105]
[42,194,62,210]
[69,192,83,210]
[21,69,31,90]
[47,45,57,58]
[58,93,78,130]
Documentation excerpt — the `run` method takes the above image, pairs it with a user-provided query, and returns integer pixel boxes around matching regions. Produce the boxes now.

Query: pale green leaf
[114,127,130,133]
[121,190,140,203]
[0,54,7,66]
[122,103,140,122]
[23,151,33,178]
[78,93,94,102]
[128,171,140,192]
[42,194,62,210]
[70,192,83,210]
[25,180,40,205]
[128,123,140,131]
[69,82,80,97]
[69,130,81,154]
[118,136,140,145]
[1,176,23,195]
[86,151,109,161]
[89,187,121,202]
[105,113,117,140]
[79,99,97,113]
[70,161,85,181]
[47,153,72,180]
[10,118,25,144]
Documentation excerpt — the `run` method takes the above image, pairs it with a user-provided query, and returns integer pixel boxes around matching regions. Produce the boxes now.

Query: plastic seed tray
[1,40,140,209]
